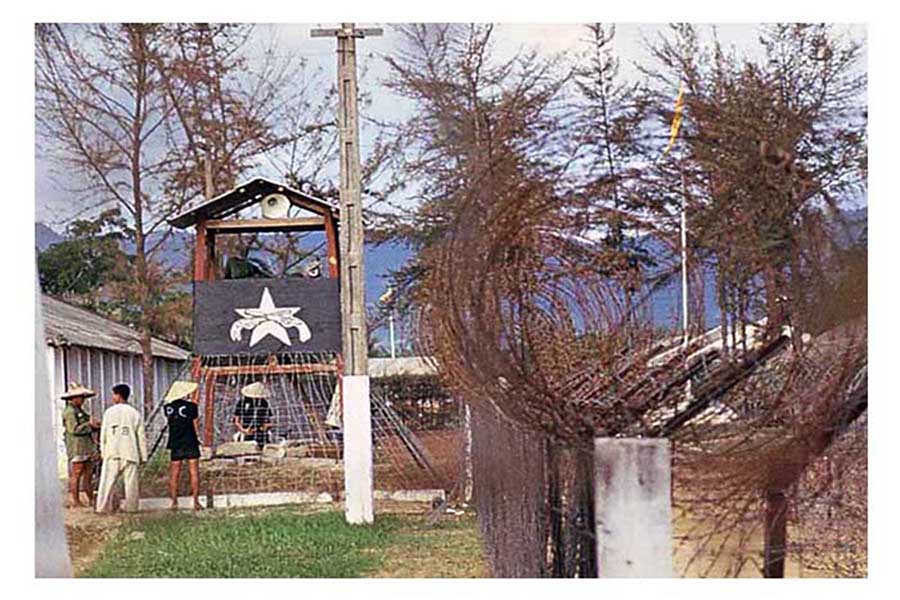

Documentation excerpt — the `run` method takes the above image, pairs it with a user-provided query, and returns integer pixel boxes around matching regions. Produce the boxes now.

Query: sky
[34,23,867,228]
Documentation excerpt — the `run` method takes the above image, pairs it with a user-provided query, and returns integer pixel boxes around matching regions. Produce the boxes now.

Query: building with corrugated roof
[40,294,189,476]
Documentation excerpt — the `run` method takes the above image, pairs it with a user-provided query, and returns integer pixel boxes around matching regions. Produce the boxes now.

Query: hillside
[35,205,866,339]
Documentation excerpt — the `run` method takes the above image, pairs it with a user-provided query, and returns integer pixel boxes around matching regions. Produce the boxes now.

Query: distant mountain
[364,241,413,306]
[122,230,193,273]
[838,206,868,245]
[36,222,194,273]
[643,205,867,332]
[37,205,866,343]
[35,222,64,252]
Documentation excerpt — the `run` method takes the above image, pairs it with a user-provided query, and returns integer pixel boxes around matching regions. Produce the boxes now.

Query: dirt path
[64,507,129,576]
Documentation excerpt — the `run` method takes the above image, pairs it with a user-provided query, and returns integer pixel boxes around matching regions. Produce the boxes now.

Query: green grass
[81,508,487,578]
[83,509,405,578]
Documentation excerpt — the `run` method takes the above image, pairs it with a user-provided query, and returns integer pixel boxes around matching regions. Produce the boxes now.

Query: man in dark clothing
[163,381,202,510]
[233,381,273,446]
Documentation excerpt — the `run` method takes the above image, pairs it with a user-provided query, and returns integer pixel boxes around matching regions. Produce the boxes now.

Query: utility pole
[311,23,382,525]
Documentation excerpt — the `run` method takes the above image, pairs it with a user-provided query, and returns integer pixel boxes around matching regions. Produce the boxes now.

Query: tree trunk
[140,332,155,416]
[129,25,154,413]
[763,265,786,339]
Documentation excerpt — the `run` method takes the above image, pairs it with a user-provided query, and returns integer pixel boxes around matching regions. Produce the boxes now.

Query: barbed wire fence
[412,147,867,577]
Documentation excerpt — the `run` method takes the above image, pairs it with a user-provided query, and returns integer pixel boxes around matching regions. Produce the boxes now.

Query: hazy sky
[35,23,867,227]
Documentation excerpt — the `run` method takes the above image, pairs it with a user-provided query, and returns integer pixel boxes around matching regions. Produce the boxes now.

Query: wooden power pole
[312,22,380,376]
[311,22,382,525]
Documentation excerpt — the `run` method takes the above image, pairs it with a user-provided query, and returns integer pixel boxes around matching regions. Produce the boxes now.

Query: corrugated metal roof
[368,356,438,378]
[41,295,189,361]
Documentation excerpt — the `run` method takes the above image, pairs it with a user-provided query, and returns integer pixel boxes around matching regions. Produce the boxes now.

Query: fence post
[343,375,374,524]
[463,403,474,503]
[593,438,673,577]
[35,274,72,577]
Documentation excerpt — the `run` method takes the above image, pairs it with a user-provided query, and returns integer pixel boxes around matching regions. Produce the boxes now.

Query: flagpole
[665,82,690,351]
[681,171,689,350]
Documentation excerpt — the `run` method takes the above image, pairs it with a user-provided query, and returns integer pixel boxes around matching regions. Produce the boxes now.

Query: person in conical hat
[233,381,273,447]
[162,381,202,511]
[241,382,269,398]
[61,383,100,508]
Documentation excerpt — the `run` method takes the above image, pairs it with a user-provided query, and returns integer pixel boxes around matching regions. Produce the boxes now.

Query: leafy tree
[639,23,867,577]
[38,209,129,304]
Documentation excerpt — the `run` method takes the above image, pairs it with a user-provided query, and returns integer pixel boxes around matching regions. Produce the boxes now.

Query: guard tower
[169,177,343,448]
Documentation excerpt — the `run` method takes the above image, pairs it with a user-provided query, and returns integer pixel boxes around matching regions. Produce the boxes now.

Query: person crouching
[163,381,203,511]
[232,382,273,447]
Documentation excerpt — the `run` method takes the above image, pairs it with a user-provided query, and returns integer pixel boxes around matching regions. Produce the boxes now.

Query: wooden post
[764,488,788,578]
[189,356,202,403]
[335,24,371,377]
[312,22,382,525]
[194,221,208,282]
[203,371,215,447]
[206,231,216,281]
[324,212,340,278]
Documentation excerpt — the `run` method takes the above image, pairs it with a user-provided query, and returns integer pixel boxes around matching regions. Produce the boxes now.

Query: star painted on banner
[229,287,312,347]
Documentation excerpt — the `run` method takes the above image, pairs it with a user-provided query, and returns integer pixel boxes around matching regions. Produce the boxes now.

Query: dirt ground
[670,510,858,577]
[64,506,129,577]
[139,430,465,498]
[65,498,848,578]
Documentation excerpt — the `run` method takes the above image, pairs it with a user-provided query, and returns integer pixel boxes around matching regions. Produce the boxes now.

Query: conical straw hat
[61,383,96,400]
[241,381,270,399]
[164,381,199,403]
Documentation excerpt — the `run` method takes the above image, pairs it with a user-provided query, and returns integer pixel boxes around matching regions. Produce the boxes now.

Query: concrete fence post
[593,438,673,577]
[35,274,72,577]
[342,375,374,524]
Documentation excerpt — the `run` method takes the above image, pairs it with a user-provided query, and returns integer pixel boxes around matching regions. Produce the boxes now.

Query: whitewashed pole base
[342,375,374,524]
[593,438,673,577]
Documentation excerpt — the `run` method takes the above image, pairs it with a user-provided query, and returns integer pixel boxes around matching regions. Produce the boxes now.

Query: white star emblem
[229,287,312,348]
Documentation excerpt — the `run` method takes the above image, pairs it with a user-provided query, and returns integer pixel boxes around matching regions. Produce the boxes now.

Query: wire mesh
[140,352,456,503]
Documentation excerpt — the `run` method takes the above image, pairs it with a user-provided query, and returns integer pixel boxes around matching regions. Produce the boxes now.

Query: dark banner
[194,278,341,355]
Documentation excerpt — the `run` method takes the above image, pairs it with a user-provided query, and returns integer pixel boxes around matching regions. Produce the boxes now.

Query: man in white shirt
[96,384,147,513]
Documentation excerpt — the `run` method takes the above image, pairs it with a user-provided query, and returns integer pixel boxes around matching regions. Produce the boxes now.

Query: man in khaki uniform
[96,384,147,513]
[61,384,100,508]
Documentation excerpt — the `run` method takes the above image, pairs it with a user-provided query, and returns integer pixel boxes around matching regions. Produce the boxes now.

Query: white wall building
[41,295,190,476]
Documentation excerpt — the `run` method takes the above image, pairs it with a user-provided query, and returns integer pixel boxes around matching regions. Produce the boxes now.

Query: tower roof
[169,177,339,229]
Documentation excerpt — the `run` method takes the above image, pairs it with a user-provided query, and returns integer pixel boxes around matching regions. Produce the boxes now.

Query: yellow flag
[663,82,685,155]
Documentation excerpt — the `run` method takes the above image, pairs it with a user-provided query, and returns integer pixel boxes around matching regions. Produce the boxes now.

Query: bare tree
[36,23,178,412]
[35,23,339,409]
